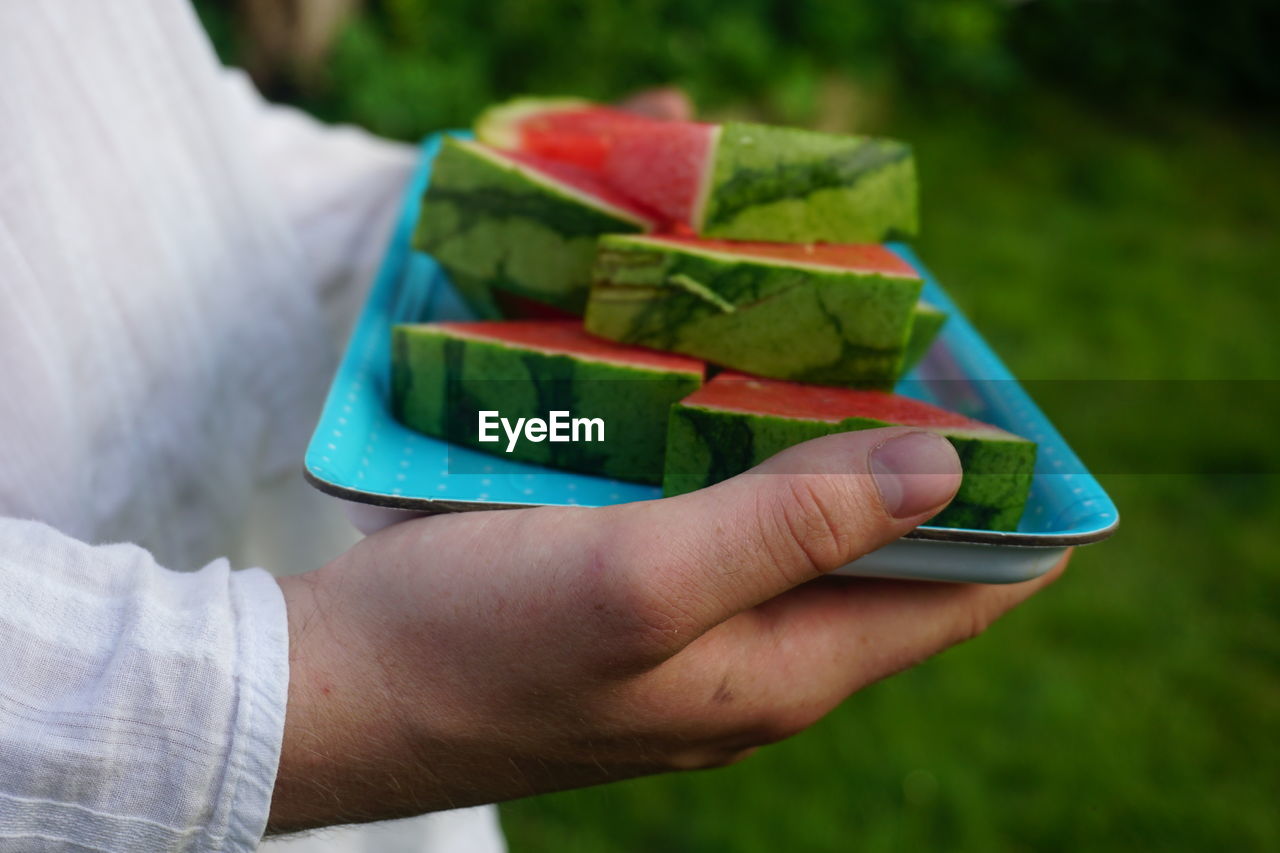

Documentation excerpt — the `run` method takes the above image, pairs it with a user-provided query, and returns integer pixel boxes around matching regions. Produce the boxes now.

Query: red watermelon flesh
[498,148,663,224]
[434,320,705,374]
[514,106,662,171]
[686,372,1014,437]
[483,104,716,226]
[601,121,718,224]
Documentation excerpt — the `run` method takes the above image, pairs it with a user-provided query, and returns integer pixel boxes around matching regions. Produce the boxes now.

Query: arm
[0,518,288,851]
[269,428,1066,829]
[219,69,418,340]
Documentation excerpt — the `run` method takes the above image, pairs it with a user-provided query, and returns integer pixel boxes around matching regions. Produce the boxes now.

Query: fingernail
[869,431,962,518]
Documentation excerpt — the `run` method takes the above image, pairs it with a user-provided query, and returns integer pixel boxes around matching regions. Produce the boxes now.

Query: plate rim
[303,466,1119,547]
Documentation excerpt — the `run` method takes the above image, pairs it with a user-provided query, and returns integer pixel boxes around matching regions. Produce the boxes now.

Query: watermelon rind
[662,384,1036,531]
[697,123,919,243]
[584,234,923,387]
[413,138,653,318]
[903,301,948,371]
[391,322,703,483]
[474,96,594,150]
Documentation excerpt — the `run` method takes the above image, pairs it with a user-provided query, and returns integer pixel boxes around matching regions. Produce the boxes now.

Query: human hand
[268,427,1065,831]
[614,86,695,121]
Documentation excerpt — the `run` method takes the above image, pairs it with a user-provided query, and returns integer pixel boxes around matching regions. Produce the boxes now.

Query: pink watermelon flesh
[515,106,663,171]
[499,107,715,225]
[685,372,1009,435]
[497,148,663,224]
[601,122,717,224]
[434,320,705,374]
[632,235,919,277]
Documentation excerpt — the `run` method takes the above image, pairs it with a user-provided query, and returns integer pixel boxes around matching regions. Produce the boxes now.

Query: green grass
[497,99,1280,850]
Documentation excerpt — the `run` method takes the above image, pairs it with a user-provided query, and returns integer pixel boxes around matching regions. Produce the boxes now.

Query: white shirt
[0,2,501,850]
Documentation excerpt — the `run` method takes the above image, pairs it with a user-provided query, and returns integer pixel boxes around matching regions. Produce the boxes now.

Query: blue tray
[304,133,1118,583]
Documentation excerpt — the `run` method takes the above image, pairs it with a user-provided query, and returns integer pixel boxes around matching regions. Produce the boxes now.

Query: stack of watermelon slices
[414,97,935,384]
[395,97,1035,530]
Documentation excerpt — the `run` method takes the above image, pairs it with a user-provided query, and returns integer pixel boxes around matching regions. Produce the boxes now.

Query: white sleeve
[0,518,289,852]
[220,69,419,341]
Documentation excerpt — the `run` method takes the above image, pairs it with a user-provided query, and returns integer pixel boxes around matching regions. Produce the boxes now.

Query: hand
[614,86,695,121]
[268,428,1065,831]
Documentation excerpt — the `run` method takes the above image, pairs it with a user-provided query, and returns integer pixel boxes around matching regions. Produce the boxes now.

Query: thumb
[605,427,961,651]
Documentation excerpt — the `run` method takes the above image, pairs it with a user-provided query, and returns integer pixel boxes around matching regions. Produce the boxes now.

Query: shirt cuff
[216,567,290,851]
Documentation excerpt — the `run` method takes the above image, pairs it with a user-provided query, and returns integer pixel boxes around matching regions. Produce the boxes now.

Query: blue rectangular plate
[304,133,1118,583]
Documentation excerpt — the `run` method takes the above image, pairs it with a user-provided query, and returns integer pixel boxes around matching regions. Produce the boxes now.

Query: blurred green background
[198,1,1278,849]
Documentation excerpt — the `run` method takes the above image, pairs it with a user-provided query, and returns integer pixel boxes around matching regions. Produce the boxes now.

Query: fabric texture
[0,1,502,850]
[0,519,288,852]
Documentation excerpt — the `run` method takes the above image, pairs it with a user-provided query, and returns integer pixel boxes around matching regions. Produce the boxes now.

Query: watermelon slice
[903,301,948,371]
[413,138,660,318]
[477,99,918,244]
[392,320,704,483]
[584,234,923,387]
[602,121,919,244]
[663,373,1036,531]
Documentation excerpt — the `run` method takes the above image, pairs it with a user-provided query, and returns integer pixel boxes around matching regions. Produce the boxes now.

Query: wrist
[268,566,421,831]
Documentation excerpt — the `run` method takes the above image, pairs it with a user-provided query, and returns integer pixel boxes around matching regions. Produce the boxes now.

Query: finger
[719,550,1071,727]
[599,554,1065,764]
[614,87,695,121]
[603,427,963,653]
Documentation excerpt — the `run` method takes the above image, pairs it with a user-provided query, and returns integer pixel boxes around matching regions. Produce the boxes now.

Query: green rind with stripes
[902,302,948,371]
[663,405,1036,531]
[699,123,919,243]
[584,235,922,387]
[391,324,701,483]
[413,138,648,317]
